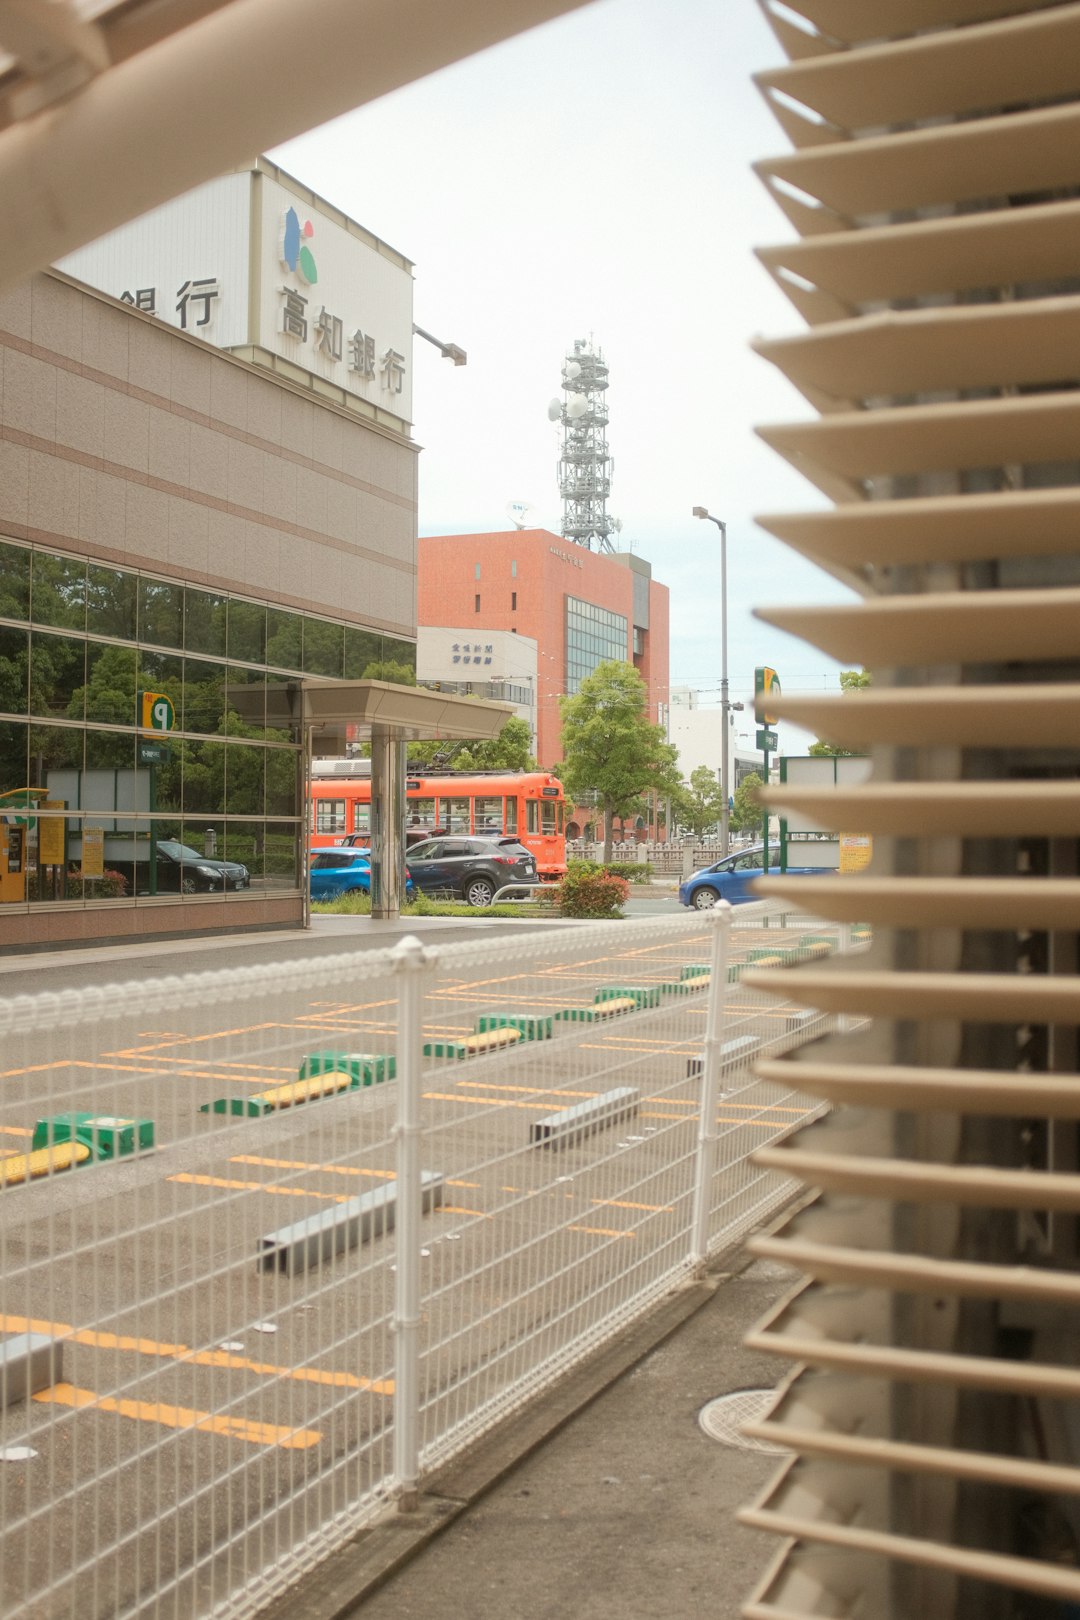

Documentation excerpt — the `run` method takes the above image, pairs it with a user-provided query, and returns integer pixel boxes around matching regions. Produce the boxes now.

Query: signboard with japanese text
[140,691,175,732]
[38,803,66,865]
[256,173,413,421]
[57,161,414,420]
[839,833,873,873]
[416,626,538,685]
[57,173,250,347]
[82,827,105,880]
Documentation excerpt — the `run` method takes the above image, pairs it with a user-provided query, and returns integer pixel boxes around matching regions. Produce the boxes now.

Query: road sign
[755,666,781,725]
[138,742,169,765]
[140,691,175,732]
[756,729,777,751]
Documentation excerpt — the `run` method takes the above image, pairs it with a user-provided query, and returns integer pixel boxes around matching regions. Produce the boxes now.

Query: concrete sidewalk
[272,1247,796,1620]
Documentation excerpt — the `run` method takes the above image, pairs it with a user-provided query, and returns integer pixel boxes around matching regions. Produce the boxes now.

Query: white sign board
[58,164,414,419]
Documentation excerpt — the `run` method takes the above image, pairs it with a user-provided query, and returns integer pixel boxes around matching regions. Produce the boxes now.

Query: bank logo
[280,207,318,285]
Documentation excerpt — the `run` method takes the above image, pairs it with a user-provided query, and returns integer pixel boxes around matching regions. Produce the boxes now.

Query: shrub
[557,868,629,919]
[62,868,129,900]
[566,857,603,877]
[603,861,653,883]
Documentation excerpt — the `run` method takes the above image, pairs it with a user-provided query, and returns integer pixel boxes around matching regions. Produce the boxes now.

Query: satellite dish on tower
[565,393,589,420]
[547,397,562,422]
[506,500,540,530]
[563,360,582,382]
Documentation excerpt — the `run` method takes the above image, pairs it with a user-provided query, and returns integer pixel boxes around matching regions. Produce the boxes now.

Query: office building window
[511,592,517,611]
[475,594,481,612]
[565,595,628,694]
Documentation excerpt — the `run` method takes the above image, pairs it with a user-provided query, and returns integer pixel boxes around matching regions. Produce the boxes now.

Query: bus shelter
[254,678,514,923]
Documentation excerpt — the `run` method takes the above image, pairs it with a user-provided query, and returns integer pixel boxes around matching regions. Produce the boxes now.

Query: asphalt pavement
[262,1246,798,1620]
[0,890,683,996]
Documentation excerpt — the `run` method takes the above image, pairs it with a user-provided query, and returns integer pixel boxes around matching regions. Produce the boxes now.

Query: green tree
[808,668,872,758]
[672,765,725,839]
[451,716,536,773]
[730,770,764,835]
[559,659,678,863]
[362,659,417,686]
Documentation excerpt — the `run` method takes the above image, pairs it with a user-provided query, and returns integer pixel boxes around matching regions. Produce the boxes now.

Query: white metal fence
[0,903,850,1619]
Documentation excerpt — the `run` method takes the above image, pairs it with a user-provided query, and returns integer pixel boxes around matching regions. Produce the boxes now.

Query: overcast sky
[273,0,851,744]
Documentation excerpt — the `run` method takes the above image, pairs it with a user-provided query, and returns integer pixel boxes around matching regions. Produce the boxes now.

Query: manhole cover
[698,1389,790,1455]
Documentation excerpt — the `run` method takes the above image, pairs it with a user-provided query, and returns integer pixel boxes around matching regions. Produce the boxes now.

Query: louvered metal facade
[738,3,1080,1615]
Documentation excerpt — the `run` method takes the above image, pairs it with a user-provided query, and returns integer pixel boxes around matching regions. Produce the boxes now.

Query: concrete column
[370,727,407,919]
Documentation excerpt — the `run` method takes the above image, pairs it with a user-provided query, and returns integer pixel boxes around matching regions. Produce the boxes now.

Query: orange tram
[309,764,568,880]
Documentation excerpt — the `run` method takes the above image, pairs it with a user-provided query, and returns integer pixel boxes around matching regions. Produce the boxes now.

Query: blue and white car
[309,847,413,901]
[678,844,824,909]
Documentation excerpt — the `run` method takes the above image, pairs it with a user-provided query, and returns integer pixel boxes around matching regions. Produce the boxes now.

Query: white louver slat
[741,3,1080,1617]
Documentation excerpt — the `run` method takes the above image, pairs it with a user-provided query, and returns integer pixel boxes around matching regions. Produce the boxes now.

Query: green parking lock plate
[680,965,710,981]
[298,1052,395,1086]
[33,1113,155,1159]
[475,1015,553,1040]
[595,986,661,1009]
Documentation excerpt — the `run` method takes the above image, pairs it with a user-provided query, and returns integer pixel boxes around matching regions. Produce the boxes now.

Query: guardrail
[0,901,857,1619]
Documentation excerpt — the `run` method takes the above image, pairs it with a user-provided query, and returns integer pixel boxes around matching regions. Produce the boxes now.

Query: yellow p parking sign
[140,691,175,732]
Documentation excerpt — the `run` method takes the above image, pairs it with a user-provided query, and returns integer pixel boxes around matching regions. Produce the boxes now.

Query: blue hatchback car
[309,847,413,901]
[678,844,823,909]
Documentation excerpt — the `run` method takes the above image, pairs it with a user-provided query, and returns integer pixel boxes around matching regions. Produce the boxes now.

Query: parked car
[678,844,825,909]
[154,838,250,893]
[309,847,415,901]
[338,827,436,850]
[405,835,538,907]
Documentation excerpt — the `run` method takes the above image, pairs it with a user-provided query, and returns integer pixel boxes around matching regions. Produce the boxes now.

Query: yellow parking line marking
[642,1111,792,1128]
[568,1225,635,1238]
[591,1198,672,1212]
[230,1155,395,1180]
[170,1173,349,1202]
[458,1081,601,1099]
[578,1039,691,1055]
[34,1383,322,1449]
[0,1314,390,1394]
[104,1022,284,1055]
[150,1058,296,1074]
[0,1126,33,1137]
[422,1091,555,1111]
[440,1205,491,1218]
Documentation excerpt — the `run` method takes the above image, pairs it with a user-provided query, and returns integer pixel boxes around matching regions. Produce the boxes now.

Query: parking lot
[0,909,841,1619]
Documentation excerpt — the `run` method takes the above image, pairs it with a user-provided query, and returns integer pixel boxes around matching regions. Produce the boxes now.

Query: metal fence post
[391,933,435,1512]
[689,900,733,1274]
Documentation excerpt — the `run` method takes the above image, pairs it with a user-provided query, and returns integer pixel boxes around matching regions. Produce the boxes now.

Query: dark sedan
[405,835,538,907]
[154,839,250,893]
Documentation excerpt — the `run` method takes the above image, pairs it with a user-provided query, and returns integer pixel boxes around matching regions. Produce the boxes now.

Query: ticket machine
[0,822,26,903]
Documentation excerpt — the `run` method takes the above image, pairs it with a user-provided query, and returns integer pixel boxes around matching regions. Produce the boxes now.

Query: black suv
[405,835,538,907]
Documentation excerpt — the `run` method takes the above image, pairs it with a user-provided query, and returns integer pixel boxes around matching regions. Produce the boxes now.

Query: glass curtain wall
[0,539,415,907]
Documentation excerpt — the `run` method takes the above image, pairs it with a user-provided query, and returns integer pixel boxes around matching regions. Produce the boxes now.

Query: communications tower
[550,339,616,553]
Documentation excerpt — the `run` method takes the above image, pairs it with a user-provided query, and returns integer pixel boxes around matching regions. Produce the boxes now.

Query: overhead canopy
[251,677,516,753]
[0,0,594,298]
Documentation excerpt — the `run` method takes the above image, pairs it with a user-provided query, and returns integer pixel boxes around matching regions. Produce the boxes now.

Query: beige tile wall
[0,270,419,639]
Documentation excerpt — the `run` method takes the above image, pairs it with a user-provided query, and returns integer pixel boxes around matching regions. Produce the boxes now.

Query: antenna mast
[555,339,615,553]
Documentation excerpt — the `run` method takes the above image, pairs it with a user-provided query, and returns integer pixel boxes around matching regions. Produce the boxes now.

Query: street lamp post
[693,506,732,857]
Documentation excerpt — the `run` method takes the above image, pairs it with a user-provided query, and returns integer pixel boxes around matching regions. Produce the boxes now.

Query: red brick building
[418,529,670,769]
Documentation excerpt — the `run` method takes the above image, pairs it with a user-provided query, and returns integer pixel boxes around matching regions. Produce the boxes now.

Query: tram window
[527,800,538,834]
[505,796,518,833]
[441,797,471,833]
[541,800,557,835]
[315,799,346,834]
[474,795,503,833]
